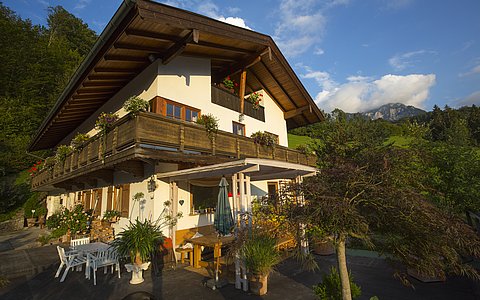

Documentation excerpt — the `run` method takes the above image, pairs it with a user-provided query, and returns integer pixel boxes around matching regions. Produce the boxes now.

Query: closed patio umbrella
[214,177,234,236]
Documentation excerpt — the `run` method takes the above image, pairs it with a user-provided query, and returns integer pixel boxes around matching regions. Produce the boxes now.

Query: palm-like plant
[113,219,164,265]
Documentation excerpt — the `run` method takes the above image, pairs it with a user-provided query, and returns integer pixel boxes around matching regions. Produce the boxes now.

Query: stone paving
[1,246,479,300]
[0,229,479,300]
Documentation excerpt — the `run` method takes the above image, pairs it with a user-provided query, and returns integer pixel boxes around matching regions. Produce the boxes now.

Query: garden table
[185,234,234,269]
[73,242,111,278]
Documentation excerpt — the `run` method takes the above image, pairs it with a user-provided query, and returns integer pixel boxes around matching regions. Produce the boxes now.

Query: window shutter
[94,189,103,217]
[121,184,130,217]
[107,186,113,211]
[84,191,91,210]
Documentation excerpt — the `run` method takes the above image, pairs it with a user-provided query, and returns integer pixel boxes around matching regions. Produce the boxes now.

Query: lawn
[288,133,315,149]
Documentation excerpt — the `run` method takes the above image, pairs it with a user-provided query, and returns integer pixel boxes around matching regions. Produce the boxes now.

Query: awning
[157,158,317,181]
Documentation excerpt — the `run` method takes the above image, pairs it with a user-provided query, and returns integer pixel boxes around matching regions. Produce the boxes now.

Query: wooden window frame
[150,96,200,122]
[232,121,246,136]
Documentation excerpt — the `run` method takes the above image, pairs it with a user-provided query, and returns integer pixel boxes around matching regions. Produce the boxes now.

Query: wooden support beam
[113,42,163,53]
[93,67,139,74]
[239,69,247,114]
[214,53,263,83]
[83,81,126,87]
[125,28,178,42]
[88,74,134,80]
[284,105,312,119]
[77,87,118,93]
[161,29,199,65]
[89,169,114,185]
[104,54,149,63]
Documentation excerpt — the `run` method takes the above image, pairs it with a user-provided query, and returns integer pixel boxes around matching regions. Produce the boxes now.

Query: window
[166,102,182,119]
[267,182,278,202]
[233,121,245,136]
[190,184,219,214]
[186,108,199,122]
[150,96,200,122]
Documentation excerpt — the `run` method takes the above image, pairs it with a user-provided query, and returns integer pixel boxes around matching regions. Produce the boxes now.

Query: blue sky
[4,0,480,113]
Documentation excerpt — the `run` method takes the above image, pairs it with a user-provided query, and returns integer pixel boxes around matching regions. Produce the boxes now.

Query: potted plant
[123,96,149,116]
[70,132,90,152]
[102,210,121,223]
[55,145,73,165]
[241,231,281,295]
[308,226,335,256]
[113,219,165,284]
[196,113,219,141]
[220,76,238,94]
[251,131,277,148]
[247,92,262,110]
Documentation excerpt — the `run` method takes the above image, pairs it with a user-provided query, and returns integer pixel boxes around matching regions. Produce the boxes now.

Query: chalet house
[29,0,323,247]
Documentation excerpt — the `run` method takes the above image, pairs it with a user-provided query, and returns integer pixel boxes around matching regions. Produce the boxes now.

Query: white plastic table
[73,242,111,278]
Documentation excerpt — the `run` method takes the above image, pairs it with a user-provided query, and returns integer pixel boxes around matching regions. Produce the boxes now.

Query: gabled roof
[29,0,324,151]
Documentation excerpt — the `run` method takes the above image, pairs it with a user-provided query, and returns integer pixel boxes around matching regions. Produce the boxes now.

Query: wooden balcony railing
[31,112,316,189]
[211,85,265,121]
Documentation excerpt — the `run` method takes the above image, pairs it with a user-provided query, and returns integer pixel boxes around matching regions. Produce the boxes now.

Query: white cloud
[388,50,436,71]
[74,0,91,10]
[217,17,251,30]
[459,64,480,77]
[160,0,251,29]
[311,73,436,113]
[314,48,325,55]
[274,0,349,57]
[456,91,480,107]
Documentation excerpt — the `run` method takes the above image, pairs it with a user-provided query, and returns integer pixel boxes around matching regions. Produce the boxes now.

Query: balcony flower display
[27,161,43,177]
[123,96,149,116]
[247,92,262,110]
[221,76,238,94]
[251,131,276,148]
[95,112,119,134]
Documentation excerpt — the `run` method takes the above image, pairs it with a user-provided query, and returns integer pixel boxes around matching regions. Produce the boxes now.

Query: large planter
[249,273,269,296]
[313,239,335,255]
[407,268,445,283]
[125,262,150,284]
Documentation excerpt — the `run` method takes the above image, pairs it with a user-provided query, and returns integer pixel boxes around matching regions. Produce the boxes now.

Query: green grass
[385,135,414,148]
[288,133,317,149]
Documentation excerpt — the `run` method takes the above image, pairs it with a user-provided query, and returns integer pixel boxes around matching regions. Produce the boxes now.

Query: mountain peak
[361,103,426,121]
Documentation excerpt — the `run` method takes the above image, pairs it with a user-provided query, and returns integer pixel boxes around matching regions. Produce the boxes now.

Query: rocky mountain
[354,103,426,122]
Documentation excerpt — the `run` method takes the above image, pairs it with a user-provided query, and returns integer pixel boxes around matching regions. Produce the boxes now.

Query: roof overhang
[156,158,317,182]
[29,0,324,152]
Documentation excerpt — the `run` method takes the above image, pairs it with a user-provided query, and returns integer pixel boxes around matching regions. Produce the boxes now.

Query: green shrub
[242,231,281,276]
[55,145,72,164]
[102,210,121,221]
[196,114,219,140]
[313,267,361,300]
[38,234,51,245]
[123,96,149,116]
[70,133,90,151]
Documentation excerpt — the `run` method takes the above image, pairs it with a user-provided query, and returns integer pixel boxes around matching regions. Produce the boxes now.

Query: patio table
[73,242,111,278]
[185,234,234,269]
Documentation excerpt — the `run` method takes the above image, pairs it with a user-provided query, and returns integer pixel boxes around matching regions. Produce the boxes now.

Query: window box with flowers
[219,76,238,95]
[247,92,263,110]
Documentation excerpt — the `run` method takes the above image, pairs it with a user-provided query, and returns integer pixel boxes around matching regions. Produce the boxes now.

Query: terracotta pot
[313,239,335,255]
[249,273,269,295]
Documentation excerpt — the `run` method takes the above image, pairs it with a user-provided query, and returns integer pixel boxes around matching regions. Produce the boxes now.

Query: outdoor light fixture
[147,176,156,193]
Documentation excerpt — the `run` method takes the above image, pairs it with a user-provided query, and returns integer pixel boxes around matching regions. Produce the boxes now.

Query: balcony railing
[211,85,265,121]
[31,112,316,190]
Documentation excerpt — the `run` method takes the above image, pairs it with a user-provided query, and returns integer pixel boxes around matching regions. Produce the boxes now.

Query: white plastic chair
[70,237,90,250]
[55,246,87,282]
[87,247,120,285]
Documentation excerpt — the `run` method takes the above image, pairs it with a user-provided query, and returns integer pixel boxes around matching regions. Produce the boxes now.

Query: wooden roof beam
[104,54,149,63]
[259,60,298,109]
[161,29,199,65]
[248,68,287,112]
[88,74,134,80]
[114,42,163,53]
[214,47,270,82]
[77,87,118,93]
[284,105,312,119]
[83,81,126,87]
[125,28,177,42]
[93,67,139,74]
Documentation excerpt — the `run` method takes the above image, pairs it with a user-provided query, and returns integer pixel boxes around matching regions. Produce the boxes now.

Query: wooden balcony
[211,85,265,121]
[31,112,316,191]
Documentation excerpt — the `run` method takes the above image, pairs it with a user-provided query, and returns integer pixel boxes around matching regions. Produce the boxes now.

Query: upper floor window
[233,121,245,136]
[150,96,200,122]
